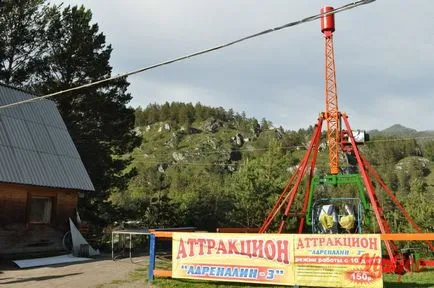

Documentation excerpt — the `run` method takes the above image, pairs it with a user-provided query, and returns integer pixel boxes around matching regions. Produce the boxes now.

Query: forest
[117,102,434,242]
[1,1,433,249]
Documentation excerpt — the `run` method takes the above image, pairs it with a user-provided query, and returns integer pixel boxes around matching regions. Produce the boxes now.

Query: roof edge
[0,180,94,192]
[0,82,58,107]
[0,82,35,96]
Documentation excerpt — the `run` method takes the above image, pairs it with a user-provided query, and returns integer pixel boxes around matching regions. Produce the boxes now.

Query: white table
[111,229,150,263]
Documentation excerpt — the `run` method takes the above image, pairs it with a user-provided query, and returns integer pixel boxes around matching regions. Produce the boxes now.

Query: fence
[147,232,434,285]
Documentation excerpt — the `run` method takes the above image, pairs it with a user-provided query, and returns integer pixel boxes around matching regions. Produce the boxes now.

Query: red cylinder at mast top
[320,6,335,35]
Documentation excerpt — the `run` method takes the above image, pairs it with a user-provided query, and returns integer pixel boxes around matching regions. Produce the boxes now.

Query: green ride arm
[356,176,371,226]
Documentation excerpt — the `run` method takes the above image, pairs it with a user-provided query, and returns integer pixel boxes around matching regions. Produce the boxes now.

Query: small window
[29,196,52,224]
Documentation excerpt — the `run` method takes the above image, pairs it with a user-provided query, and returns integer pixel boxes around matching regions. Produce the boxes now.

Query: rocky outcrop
[172,152,185,162]
[251,122,261,136]
[395,156,430,175]
[202,118,222,133]
[318,142,327,151]
[165,131,185,148]
[231,133,244,147]
[275,127,284,139]
[188,127,201,134]
[158,123,171,132]
[133,127,142,136]
[158,163,170,173]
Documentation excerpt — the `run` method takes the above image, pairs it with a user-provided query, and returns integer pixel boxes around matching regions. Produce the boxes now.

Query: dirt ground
[0,254,149,288]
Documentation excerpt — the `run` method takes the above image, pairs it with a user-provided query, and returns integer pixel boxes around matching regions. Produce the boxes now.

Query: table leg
[129,234,132,262]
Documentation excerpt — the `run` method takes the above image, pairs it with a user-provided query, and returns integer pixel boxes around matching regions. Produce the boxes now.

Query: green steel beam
[305,173,370,226]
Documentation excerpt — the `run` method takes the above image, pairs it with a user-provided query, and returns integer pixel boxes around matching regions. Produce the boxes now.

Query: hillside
[370,124,434,140]
[110,102,434,236]
[382,124,417,135]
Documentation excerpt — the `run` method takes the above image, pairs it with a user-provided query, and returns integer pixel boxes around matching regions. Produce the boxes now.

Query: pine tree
[134,106,147,127]
[0,0,48,86]
[0,1,141,224]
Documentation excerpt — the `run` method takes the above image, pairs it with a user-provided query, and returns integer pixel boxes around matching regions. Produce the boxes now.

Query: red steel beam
[259,157,305,233]
[278,121,324,233]
[342,114,397,267]
[298,117,323,233]
[260,118,323,233]
[420,260,434,267]
[380,233,434,241]
[363,157,434,251]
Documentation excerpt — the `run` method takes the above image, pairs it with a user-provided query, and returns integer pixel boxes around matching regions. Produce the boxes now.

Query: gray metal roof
[0,84,94,191]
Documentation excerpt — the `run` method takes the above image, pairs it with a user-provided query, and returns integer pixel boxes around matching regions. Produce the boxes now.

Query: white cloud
[50,0,434,131]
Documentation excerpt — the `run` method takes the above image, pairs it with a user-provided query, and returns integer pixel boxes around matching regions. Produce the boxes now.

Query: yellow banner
[294,234,383,287]
[171,233,383,287]
[172,232,295,285]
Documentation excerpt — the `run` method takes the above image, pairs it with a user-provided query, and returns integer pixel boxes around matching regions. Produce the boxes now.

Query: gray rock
[172,152,185,162]
[394,156,430,174]
[235,133,244,146]
[318,142,327,151]
[230,133,244,146]
[165,138,175,148]
[158,123,171,132]
[165,131,184,148]
[275,127,285,139]
[287,165,298,173]
[188,127,201,134]
[158,163,170,173]
[287,165,317,175]
[205,138,217,150]
[133,127,142,136]
[251,122,261,136]
[202,118,221,133]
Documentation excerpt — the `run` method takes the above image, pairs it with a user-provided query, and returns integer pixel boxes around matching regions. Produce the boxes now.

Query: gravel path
[0,254,148,288]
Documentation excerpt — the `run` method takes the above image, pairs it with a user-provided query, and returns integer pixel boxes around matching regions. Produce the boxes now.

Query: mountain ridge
[369,124,434,138]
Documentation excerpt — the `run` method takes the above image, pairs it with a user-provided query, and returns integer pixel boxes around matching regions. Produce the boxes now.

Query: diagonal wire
[0,0,375,110]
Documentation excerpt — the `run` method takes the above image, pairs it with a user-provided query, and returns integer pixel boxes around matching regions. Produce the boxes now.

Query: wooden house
[0,84,94,256]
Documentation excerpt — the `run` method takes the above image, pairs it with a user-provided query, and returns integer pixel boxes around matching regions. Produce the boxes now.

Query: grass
[383,268,434,288]
[425,162,434,188]
[152,270,434,288]
[129,266,148,281]
[95,253,434,288]
[110,262,434,288]
[154,278,283,288]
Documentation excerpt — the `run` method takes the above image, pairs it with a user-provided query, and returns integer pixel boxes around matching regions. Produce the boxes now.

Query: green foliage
[168,166,232,230]
[0,1,140,226]
[2,1,432,240]
[227,140,291,228]
[134,102,236,127]
[36,4,140,225]
[364,137,420,166]
[118,107,434,236]
[0,0,48,86]
[422,141,434,161]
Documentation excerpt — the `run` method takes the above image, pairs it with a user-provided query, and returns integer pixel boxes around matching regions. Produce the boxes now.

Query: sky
[50,0,434,131]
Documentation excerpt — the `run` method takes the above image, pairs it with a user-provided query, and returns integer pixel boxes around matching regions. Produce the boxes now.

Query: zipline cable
[0,0,375,110]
